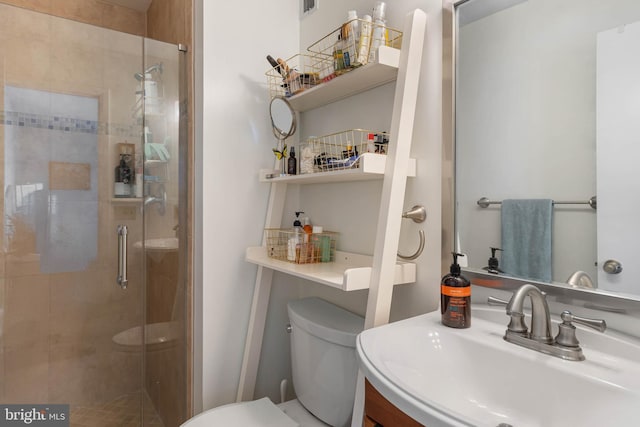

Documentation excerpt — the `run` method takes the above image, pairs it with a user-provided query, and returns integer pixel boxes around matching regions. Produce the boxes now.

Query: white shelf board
[287,46,400,112]
[246,246,416,292]
[259,153,416,184]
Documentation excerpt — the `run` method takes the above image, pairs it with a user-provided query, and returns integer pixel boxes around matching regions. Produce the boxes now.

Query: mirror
[269,96,297,141]
[269,96,297,176]
[454,0,640,299]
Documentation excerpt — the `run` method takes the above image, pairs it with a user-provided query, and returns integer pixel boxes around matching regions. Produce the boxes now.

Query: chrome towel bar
[477,196,597,210]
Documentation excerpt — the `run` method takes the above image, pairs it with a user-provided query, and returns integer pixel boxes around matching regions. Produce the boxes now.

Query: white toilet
[182,297,364,427]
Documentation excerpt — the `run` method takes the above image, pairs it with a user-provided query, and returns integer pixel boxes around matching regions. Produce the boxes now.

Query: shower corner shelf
[111,197,143,204]
[245,246,416,292]
[259,153,417,184]
[286,45,401,112]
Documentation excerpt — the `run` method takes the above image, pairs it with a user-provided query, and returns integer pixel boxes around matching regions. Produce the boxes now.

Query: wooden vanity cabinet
[364,379,424,427]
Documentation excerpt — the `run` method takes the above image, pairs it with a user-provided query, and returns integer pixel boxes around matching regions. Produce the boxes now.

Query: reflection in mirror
[454,0,640,298]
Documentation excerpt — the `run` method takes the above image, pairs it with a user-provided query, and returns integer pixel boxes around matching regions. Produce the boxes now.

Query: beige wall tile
[1,2,51,42]
[0,253,6,280]
[0,0,145,38]
[49,162,91,190]
[4,37,51,89]
[51,12,104,49]
[101,2,145,37]
[50,40,104,90]
[6,253,42,277]
[50,0,103,27]
[0,0,50,14]
[5,275,49,347]
[146,0,179,45]
[4,341,49,403]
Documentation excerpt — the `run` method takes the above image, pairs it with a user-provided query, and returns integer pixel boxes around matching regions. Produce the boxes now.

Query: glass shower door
[0,4,149,426]
[140,39,187,427]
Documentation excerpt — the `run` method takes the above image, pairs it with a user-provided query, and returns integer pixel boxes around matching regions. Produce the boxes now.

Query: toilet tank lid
[287,297,364,348]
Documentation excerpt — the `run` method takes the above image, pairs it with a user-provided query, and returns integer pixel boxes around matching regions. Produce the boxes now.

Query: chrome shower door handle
[117,225,128,289]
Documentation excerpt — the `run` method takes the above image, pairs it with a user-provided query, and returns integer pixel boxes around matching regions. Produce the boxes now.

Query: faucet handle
[487,296,509,306]
[489,295,528,335]
[555,310,606,348]
[560,310,607,332]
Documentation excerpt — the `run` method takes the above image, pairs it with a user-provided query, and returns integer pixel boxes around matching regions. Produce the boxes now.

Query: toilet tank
[287,297,364,427]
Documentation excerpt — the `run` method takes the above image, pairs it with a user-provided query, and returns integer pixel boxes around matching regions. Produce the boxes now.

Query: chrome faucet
[566,270,596,289]
[505,284,553,343]
[489,284,607,361]
[144,184,166,215]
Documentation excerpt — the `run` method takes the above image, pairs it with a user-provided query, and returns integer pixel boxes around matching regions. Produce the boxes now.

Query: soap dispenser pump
[483,247,504,274]
[441,252,471,328]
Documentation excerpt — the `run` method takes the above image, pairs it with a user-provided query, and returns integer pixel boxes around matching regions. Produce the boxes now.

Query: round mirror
[269,96,296,141]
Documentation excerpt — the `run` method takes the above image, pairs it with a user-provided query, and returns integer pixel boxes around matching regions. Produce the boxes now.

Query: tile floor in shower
[70,392,164,427]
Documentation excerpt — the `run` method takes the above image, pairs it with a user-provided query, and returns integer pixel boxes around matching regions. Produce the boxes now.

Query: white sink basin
[357,306,640,427]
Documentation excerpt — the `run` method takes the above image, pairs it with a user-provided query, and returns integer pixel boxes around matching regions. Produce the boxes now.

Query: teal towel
[501,199,553,282]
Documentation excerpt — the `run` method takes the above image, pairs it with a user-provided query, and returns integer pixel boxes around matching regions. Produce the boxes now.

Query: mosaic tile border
[0,110,139,137]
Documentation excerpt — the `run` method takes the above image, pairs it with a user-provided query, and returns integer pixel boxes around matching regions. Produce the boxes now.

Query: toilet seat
[181,398,299,427]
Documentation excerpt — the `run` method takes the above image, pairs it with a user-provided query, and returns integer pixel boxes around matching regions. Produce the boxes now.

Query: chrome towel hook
[402,205,426,223]
[398,205,426,260]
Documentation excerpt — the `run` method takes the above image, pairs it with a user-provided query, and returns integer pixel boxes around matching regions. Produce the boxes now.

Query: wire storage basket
[265,54,331,99]
[265,20,402,99]
[265,228,338,264]
[298,129,389,174]
[306,19,403,80]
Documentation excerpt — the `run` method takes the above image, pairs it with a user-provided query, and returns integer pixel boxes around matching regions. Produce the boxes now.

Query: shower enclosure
[0,4,188,426]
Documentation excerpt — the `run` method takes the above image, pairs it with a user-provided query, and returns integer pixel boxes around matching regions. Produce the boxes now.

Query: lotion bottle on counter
[441,252,471,328]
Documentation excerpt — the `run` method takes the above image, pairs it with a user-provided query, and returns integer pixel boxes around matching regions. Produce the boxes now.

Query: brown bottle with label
[441,252,471,328]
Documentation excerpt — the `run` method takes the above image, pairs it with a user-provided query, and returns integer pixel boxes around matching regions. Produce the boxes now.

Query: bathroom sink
[357,306,640,427]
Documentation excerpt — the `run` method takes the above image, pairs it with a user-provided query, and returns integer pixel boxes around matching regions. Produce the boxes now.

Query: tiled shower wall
[0,0,145,36]
[0,1,145,409]
[0,2,190,426]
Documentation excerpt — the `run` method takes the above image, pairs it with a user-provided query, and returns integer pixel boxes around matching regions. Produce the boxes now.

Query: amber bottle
[441,252,471,328]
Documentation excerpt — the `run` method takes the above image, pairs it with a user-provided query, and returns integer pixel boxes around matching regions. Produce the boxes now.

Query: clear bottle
[346,10,359,67]
[357,15,373,65]
[302,216,313,263]
[369,2,388,63]
[366,133,376,153]
[334,34,345,72]
[441,252,471,328]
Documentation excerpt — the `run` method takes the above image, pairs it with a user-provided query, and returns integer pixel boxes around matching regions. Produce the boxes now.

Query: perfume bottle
[288,146,297,175]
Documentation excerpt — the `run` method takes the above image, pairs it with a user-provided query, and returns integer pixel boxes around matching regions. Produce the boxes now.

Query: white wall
[455,0,640,285]
[196,0,443,409]
[194,0,300,412]
[254,0,444,403]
